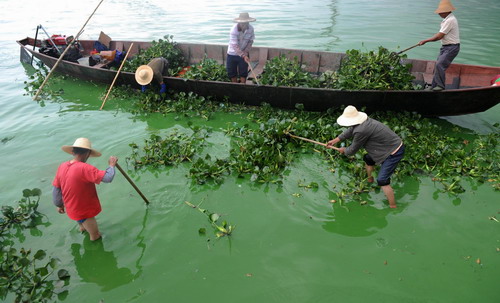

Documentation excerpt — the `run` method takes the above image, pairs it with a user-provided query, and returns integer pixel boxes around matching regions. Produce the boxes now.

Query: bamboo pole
[286,133,341,151]
[116,163,150,205]
[248,62,260,86]
[396,44,419,55]
[33,0,105,100]
[99,43,134,110]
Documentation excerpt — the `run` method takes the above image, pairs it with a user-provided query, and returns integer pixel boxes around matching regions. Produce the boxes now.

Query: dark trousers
[432,44,460,89]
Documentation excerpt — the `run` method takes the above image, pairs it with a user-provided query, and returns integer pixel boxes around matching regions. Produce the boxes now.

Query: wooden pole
[33,0,105,101]
[396,44,419,55]
[116,163,150,205]
[99,43,134,110]
[287,133,341,151]
[248,62,261,86]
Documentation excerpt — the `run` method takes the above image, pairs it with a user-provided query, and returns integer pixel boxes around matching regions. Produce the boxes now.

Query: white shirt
[227,23,255,56]
[439,13,460,45]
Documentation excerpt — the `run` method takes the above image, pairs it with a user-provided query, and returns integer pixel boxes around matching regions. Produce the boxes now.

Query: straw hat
[233,12,256,23]
[135,65,154,85]
[62,138,102,157]
[336,106,368,127]
[435,0,456,13]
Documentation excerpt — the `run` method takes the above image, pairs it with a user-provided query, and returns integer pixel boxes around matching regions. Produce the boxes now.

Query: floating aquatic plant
[184,201,234,238]
[1,189,70,302]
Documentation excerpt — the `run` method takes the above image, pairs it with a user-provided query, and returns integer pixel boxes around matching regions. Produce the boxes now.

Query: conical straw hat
[336,106,368,127]
[62,138,102,157]
[435,0,456,13]
[135,65,154,85]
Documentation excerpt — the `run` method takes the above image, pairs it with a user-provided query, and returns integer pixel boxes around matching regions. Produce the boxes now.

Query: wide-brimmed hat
[336,106,368,126]
[135,65,154,85]
[233,12,256,23]
[435,0,456,13]
[62,138,102,157]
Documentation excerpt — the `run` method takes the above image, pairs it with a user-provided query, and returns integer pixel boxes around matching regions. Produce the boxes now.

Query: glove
[159,83,167,94]
[141,85,147,93]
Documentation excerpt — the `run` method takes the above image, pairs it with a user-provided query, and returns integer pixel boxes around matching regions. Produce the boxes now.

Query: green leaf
[34,249,46,260]
[31,188,42,196]
[209,213,220,223]
[22,189,32,197]
[57,269,70,280]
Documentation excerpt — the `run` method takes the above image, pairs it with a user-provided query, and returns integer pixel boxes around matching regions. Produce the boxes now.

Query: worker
[418,0,460,91]
[226,12,256,83]
[135,57,169,94]
[327,106,405,209]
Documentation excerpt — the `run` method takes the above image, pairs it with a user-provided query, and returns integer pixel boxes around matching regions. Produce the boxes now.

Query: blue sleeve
[101,166,115,183]
[52,186,63,207]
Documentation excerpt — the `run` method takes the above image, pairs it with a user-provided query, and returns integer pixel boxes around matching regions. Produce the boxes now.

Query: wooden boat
[17,37,500,116]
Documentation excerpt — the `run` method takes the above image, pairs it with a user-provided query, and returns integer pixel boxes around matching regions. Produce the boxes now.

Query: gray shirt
[148,57,169,85]
[338,118,402,164]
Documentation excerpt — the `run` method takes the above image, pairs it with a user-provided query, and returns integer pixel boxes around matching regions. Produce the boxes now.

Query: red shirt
[53,161,106,221]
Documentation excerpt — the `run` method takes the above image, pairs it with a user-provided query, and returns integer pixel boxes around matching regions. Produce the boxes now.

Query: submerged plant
[185,201,234,238]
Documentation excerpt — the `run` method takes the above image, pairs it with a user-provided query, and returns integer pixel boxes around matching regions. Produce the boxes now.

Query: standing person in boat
[226,12,256,84]
[417,0,460,91]
[326,106,405,209]
[53,138,118,241]
[135,57,169,94]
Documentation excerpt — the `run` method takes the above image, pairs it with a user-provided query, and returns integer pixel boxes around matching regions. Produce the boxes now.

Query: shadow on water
[70,207,149,292]
[71,239,135,291]
[322,176,419,237]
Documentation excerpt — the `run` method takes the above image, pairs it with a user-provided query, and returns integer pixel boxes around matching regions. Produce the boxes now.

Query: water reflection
[71,238,135,291]
[318,0,340,50]
[322,177,418,237]
[322,203,396,237]
[71,208,149,291]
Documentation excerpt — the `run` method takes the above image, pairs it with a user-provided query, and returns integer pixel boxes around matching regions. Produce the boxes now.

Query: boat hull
[18,37,500,116]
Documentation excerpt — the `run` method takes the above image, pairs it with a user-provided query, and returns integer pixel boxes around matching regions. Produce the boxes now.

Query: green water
[1,0,499,302]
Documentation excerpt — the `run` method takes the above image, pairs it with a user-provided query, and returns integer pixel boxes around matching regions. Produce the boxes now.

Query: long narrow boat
[18,37,500,116]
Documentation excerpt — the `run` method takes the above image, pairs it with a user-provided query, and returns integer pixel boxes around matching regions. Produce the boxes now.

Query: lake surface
[1,0,499,302]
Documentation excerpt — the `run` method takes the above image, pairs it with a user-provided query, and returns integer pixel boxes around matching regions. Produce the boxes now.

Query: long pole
[99,43,134,110]
[396,44,419,55]
[30,26,40,66]
[287,133,341,151]
[33,0,105,101]
[248,62,260,86]
[116,163,150,204]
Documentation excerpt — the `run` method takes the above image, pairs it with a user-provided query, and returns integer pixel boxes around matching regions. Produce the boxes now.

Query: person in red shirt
[53,138,118,241]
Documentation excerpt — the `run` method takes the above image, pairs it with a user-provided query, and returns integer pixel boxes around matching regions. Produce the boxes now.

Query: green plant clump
[127,126,210,169]
[181,57,230,82]
[1,189,70,302]
[335,47,415,90]
[185,201,234,238]
[259,55,321,88]
[123,35,187,75]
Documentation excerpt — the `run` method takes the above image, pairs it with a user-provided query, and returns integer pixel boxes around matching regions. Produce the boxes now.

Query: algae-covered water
[1,0,499,302]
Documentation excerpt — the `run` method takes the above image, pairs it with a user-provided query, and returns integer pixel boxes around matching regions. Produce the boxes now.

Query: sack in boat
[113,50,126,64]
[99,50,116,62]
